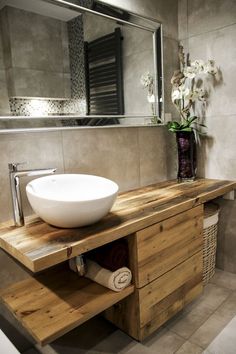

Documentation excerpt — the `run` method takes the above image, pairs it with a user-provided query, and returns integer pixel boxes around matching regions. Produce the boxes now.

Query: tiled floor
[3,269,236,354]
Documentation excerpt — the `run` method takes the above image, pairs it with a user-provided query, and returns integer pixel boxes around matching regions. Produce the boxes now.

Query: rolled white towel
[86,259,132,292]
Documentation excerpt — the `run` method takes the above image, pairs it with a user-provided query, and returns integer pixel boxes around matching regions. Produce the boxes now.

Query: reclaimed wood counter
[0,178,235,345]
[0,178,235,273]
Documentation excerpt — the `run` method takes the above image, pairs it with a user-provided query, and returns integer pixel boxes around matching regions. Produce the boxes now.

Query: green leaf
[181,127,192,132]
[188,116,198,124]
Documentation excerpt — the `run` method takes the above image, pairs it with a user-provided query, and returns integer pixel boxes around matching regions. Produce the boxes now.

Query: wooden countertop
[0,178,235,273]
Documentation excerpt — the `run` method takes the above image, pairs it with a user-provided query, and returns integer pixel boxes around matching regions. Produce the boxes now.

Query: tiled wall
[178,0,236,273]
[0,126,168,287]
[0,0,178,291]
[0,6,71,99]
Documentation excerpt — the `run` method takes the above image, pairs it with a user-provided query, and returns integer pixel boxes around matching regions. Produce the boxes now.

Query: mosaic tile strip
[67,15,86,101]
[9,98,86,116]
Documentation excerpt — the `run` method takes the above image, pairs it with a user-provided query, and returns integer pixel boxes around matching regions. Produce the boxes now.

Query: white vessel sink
[26,174,119,228]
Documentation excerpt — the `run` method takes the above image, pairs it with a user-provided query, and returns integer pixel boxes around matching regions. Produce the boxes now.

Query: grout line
[60,130,66,174]
[180,21,236,41]
[168,285,234,346]
[186,0,189,52]
[186,291,234,349]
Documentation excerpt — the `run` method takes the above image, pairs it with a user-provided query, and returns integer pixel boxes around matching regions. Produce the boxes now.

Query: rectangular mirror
[0,0,164,131]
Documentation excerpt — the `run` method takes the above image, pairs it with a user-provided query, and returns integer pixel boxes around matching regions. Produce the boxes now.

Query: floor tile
[215,291,236,320]
[204,315,236,354]
[167,304,213,339]
[210,268,236,291]
[189,312,231,349]
[143,327,185,354]
[175,341,204,354]
[167,283,230,339]
[184,283,231,314]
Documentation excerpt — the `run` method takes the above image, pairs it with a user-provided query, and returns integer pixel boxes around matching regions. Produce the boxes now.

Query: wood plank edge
[0,238,35,272]
[1,284,134,346]
[33,200,197,272]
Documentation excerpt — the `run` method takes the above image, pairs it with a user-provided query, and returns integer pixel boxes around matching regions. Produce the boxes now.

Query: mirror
[0,0,163,131]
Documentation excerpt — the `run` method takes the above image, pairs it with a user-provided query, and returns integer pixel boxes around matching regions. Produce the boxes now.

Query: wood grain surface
[0,267,134,345]
[0,178,235,272]
[135,205,203,287]
[104,251,203,341]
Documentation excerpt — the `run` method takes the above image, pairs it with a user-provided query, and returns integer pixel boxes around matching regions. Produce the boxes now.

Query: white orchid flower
[171,89,182,102]
[171,86,190,102]
[191,59,205,74]
[172,89,181,101]
[140,72,154,87]
[182,88,191,100]
[147,94,155,103]
[195,88,207,101]
[183,66,196,78]
[205,60,218,75]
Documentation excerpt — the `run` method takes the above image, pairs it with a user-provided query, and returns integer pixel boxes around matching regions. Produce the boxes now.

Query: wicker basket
[203,203,220,285]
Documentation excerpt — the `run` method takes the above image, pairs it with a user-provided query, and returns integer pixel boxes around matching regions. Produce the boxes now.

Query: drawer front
[139,251,203,340]
[135,205,203,288]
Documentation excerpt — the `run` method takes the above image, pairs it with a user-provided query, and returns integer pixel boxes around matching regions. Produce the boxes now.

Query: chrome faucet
[8,162,56,227]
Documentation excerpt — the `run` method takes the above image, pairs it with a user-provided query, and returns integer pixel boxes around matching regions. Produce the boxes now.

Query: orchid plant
[140,72,162,124]
[167,46,218,135]
[140,72,155,104]
[140,72,155,116]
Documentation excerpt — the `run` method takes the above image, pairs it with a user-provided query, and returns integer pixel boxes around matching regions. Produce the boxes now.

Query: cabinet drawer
[135,205,203,288]
[139,251,203,339]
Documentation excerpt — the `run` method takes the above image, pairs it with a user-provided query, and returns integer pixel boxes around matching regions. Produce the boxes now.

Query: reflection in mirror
[0,0,163,130]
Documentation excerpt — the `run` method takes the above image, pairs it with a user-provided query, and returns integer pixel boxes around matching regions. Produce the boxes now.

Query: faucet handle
[8,162,27,172]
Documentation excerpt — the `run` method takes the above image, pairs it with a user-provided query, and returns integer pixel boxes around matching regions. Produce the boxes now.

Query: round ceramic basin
[26,174,119,228]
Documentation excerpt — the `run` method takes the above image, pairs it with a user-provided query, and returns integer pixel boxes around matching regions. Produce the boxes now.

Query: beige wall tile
[163,37,180,119]
[0,131,64,222]
[8,7,64,72]
[62,127,140,192]
[165,130,177,179]
[123,49,155,116]
[187,0,236,37]
[138,126,167,186]
[179,0,236,274]
[0,69,10,114]
[216,199,236,273]
[8,68,66,98]
[100,0,178,40]
[178,0,188,40]
[187,25,236,118]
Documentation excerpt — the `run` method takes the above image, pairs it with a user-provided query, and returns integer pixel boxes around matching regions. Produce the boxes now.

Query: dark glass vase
[176,131,197,182]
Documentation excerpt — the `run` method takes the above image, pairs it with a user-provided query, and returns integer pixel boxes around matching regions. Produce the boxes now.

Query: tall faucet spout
[8,163,56,227]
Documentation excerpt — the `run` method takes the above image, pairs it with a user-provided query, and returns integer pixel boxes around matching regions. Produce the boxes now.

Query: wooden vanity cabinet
[104,205,204,340]
[0,179,235,345]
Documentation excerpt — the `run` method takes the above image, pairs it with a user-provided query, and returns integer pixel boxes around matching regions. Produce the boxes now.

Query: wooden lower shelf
[0,267,134,345]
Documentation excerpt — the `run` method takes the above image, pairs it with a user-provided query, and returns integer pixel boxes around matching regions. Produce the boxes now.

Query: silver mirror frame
[0,0,164,133]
